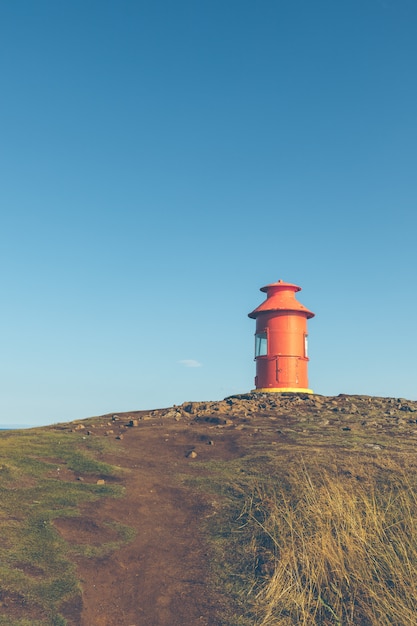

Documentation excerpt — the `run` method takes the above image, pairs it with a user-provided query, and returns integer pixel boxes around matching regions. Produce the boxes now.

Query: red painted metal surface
[248,280,315,392]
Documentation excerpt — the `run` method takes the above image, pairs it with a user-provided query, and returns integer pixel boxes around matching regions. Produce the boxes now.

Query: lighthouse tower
[248,280,315,393]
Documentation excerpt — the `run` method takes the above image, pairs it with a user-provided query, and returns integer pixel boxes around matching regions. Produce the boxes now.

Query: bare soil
[48,393,417,625]
[55,407,240,626]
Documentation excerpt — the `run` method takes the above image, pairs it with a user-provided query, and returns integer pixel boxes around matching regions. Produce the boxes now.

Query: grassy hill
[1,393,417,625]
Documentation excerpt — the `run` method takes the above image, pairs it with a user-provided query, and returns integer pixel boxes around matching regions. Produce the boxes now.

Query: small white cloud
[178,359,202,368]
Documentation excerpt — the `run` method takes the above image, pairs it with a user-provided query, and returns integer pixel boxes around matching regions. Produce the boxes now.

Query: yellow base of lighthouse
[252,387,314,394]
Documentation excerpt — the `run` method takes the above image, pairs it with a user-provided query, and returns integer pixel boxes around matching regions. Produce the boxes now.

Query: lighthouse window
[304,334,308,358]
[255,332,268,357]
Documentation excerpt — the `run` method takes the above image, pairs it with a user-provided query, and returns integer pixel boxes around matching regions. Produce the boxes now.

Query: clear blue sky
[1,0,416,427]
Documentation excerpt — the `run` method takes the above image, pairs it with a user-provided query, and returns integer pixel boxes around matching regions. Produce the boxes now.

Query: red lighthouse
[248,280,315,393]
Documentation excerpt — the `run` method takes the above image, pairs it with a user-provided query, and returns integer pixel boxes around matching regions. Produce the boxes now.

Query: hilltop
[1,393,417,625]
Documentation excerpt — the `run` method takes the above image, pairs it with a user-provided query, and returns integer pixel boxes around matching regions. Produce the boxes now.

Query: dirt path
[57,414,237,626]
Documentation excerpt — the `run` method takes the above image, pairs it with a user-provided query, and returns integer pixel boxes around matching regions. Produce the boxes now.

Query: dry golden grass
[240,459,417,625]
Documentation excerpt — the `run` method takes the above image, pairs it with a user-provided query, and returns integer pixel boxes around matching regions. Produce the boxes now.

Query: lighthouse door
[276,357,298,384]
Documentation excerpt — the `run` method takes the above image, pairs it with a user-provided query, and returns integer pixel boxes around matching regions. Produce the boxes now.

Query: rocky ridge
[63,393,417,455]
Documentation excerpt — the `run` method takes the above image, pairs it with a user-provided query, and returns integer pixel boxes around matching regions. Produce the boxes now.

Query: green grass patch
[0,427,131,625]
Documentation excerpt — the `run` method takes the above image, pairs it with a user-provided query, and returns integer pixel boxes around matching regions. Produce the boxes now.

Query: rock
[164,409,183,419]
[96,479,105,485]
[312,400,324,409]
[128,419,139,427]
[74,424,85,430]
[201,416,227,425]
[186,450,198,459]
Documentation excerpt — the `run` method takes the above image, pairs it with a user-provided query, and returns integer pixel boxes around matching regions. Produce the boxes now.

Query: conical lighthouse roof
[248,279,315,319]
